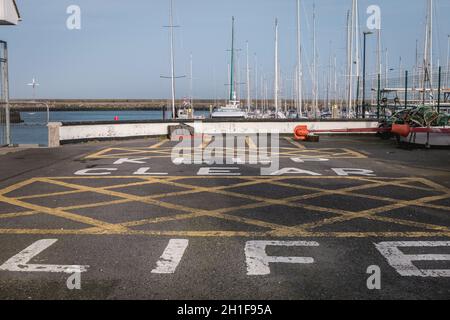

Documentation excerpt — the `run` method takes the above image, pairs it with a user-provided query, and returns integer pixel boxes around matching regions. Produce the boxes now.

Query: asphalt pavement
[0,135,449,299]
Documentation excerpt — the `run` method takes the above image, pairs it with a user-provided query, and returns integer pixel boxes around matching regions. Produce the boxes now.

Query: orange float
[294,125,309,141]
[391,124,411,137]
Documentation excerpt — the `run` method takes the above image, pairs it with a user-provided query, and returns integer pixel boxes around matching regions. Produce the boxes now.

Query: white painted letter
[74,168,117,176]
[245,241,319,275]
[0,239,88,273]
[375,241,450,277]
[269,168,322,176]
[332,168,375,176]
[151,239,189,274]
[133,167,168,176]
[114,158,148,165]
[197,167,241,176]
[291,157,329,163]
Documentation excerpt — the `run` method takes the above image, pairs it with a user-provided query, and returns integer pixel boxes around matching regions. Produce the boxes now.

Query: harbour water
[9,110,210,146]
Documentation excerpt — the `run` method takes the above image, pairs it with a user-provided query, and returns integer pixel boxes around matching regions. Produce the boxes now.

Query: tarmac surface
[0,135,449,300]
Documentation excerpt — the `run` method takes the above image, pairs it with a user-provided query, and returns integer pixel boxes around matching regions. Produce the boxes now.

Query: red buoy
[391,124,410,137]
[294,125,309,141]
[114,116,119,121]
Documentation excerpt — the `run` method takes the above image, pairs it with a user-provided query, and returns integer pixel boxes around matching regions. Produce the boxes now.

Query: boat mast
[189,52,194,115]
[327,41,332,112]
[355,0,360,82]
[254,53,258,111]
[274,18,279,116]
[376,28,382,76]
[160,0,185,118]
[333,54,337,111]
[169,0,176,118]
[446,35,450,89]
[385,48,388,89]
[246,41,251,111]
[296,0,303,116]
[429,0,433,93]
[230,16,235,101]
[422,0,434,104]
[312,3,317,117]
[346,8,353,118]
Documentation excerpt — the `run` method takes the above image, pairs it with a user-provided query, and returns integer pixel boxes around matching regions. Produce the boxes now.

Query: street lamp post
[362,31,373,119]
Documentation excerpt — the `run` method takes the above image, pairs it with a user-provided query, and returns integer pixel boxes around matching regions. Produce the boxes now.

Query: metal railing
[356,68,450,119]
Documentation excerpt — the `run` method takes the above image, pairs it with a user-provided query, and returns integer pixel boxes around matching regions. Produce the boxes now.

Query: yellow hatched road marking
[0,176,449,238]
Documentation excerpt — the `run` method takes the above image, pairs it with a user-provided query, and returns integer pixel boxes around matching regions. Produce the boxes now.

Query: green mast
[230,16,235,101]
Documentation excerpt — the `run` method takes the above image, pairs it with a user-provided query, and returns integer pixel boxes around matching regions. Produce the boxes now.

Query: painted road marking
[113,158,149,165]
[269,168,322,176]
[332,168,376,176]
[201,135,213,149]
[375,241,450,277]
[73,166,377,177]
[75,168,118,176]
[133,167,168,176]
[246,136,258,150]
[245,241,320,275]
[85,144,367,160]
[151,239,189,274]
[0,176,449,238]
[149,139,169,149]
[284,137,306,149]
[197,167,241,176]
[0,239,88,273]
[1,240,450,278]
[291,157,329,163]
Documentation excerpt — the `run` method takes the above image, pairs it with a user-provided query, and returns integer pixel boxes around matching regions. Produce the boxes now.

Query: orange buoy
[391,124,410,137]
[294,125,309,141]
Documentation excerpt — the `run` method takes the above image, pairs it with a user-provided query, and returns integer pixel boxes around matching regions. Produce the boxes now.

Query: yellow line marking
[246,136,258,150]
[295,194,450,232]
[149,139,169,149]
[84,147,116,159]
[147,177,450,234]
[0,178,40,196]
[0,176,448,238]
[201,135,212,149]
[84,144,370,160]
[0,194,128,232]
[0,211,38,219]
[284,137,306,149]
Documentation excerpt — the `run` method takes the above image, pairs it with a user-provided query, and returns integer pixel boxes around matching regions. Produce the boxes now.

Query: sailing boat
[211,17,248,119]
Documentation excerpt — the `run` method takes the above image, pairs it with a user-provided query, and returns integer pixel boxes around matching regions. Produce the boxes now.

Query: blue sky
[1,0,449,99]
